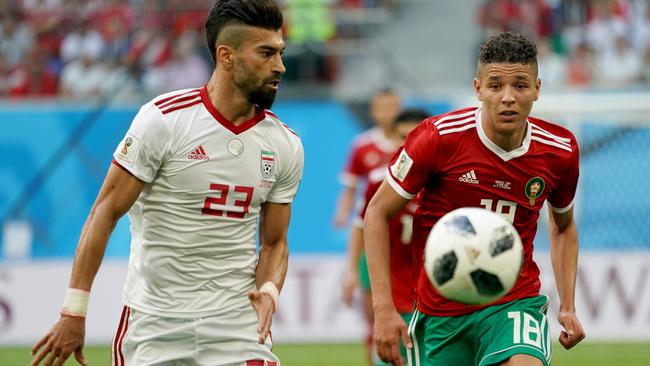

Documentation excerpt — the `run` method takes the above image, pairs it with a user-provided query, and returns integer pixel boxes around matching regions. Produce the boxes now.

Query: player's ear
[473,78,483,101]
[534,78,541,101]
[216,45,235,70]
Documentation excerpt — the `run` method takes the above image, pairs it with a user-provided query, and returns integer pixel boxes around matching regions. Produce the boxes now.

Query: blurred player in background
[31,1,303,365]
[365,32,585,366]
[333,88,402,229]
[343,109,429,365]
[336,88,401,364]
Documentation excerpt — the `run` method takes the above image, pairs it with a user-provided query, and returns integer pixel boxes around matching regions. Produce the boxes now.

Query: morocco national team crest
[261,151,275,179]
[525,176,545,206]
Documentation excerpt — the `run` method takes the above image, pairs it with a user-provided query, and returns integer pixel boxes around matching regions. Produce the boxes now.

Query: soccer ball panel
[489,226,516,257]
[470,269,504,296]
[432,250,458,286]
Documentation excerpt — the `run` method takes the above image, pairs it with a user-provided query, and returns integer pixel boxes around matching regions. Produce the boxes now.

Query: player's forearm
[549,218,579,312]
[336,187,356,218]
[346,225,364,272]
[364,208,395,312]
[69,204,118,291]
[256,239,289,291]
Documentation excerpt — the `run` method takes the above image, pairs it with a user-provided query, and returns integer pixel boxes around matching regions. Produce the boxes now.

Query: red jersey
[339,127,396,187]
[360,167,417,314]
[386,107,579,317]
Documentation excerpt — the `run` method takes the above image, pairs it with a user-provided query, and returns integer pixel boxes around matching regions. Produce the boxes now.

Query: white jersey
[112,86,304,318]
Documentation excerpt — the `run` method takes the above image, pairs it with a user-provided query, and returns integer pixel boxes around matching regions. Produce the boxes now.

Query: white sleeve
[267,140,304,203]
[113,103,169,183]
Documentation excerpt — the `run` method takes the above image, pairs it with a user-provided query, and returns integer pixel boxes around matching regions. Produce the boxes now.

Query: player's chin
[496,117,525,131]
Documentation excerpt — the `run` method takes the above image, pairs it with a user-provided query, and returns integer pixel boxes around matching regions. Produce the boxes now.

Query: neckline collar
[370,127,398,153]
[475,107,531,162]
[200,85,267,135]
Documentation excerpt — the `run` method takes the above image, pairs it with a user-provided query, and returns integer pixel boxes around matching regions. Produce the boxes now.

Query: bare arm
[548,206,585,349]
[365,181,408,312]
[364,181,411,366]
[343,224,363,305]
[333,185,357,228]
[30,164,144,366]
[249,201,292,343]
[70,165,145,290]
[256,201,291,289]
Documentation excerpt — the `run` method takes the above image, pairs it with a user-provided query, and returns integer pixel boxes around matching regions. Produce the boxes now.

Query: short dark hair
[205,0,284,63]
[395,108,429,125]
[478,32,537,66]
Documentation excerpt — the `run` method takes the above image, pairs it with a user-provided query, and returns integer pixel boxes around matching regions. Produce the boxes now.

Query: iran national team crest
[525,176,545,206]
[261,151,275,179]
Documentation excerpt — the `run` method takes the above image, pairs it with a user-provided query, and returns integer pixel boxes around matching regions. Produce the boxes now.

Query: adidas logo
[458,170,479,184]
[188,146,209,160]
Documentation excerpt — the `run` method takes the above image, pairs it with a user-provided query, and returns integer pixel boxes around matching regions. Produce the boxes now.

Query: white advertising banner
[0,252,649,345]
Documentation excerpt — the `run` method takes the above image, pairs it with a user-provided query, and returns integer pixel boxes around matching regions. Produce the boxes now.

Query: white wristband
[61,288,90,318]
[259,281,279,311]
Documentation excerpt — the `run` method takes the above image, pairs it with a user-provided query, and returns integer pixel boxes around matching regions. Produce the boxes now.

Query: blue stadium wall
[0,101,648,259]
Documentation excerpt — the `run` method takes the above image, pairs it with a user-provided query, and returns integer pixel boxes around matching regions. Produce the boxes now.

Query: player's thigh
[116,307,198,366]
[196,306,279,366]
[476,295,551,366]
[407,309,475,366]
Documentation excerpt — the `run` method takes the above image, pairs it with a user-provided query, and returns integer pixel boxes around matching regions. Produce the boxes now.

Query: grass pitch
[2,341,648,365]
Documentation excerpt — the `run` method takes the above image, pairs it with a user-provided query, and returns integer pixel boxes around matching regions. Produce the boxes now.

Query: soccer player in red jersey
[337,88,401,364]
[365,32,585,366]
[333,89,402,228]
[343,109,429,366]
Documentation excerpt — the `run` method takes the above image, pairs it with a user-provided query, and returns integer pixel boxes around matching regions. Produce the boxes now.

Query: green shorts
[374,312,413,366]
[407,295,551,366]
[358,252,371,292]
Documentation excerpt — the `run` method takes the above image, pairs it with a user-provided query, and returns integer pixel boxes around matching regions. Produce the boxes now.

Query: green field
[4,342,649,365]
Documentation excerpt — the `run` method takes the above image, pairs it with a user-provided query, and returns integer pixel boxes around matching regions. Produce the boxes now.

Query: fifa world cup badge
[122,137,133,155]
[525,177,545,206]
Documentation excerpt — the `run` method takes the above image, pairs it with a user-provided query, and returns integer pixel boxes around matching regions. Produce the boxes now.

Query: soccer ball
[423,207,523,305]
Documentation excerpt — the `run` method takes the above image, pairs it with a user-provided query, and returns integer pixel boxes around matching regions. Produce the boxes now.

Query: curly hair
[478,32,537,66]
[205,0,283,64]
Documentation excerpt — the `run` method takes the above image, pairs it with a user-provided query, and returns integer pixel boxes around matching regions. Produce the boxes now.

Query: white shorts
[111,305,279,366]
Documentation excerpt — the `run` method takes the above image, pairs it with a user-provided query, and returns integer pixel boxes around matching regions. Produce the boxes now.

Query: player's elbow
[364,200,389,229]
[91,198,125,227]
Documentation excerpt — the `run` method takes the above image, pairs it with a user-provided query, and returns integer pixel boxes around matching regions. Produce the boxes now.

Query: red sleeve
[547,135,580,212]
[339,143,364,187]
[386,120,439,199]
[345,144,365,176]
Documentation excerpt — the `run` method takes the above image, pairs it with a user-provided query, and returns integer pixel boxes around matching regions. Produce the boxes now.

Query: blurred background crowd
[479,0,650,90]
[1,0,650,100]
[0,0,395,99]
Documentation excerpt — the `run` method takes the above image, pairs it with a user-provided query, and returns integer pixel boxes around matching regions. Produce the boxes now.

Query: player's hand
[249,289,276,344]
[30,315,88,366]
[342,270,359,306]
[557,310,585,349]
[373,307,412,366]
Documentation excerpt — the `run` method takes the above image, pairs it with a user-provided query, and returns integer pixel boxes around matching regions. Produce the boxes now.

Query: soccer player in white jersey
[30,1,303,365]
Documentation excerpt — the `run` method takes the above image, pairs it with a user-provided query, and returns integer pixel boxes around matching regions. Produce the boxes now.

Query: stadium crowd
[478,0,650,89]
[3,0,650,99]
[0,0,392,99]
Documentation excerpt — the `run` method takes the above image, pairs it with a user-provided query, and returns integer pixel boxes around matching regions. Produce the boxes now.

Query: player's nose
[501,86,516,104]
[272,54,286,75]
